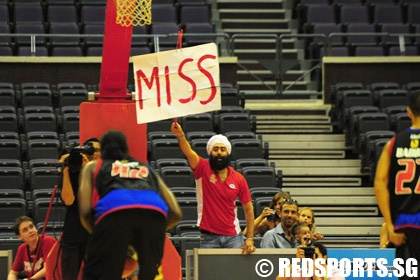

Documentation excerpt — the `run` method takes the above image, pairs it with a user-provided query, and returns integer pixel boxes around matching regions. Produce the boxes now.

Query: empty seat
[241,166,278,189]
[221,87,243,107]
[17,46,47,57]
[337,89,374,129]
[230,138,265,161]
[14,23,46,46]
[30,166,61,190]
[304,4,336,32]
[58,88,88,107]
[0,113,19,133]
[51,46,83,56]
[346,23,378,46]
[249,187,280,201]
[225,131,256,142]
[339,5,370,25]
[0,23,12,47]
[0,89,15,107]
[360,130,396,169]
[131,25,149,46]
[147,118,173,133]
[159,166,195,189]
[60,112,80,133]
[185,131,215,142]
[0,198,27,222]
[369,82,400,92]
[151,4,177,23]
[83,24,104,47]
[32,197,65,224]
[217,112,251,133]
[190,138,209,158]
[23,105,54,115]
[57,82,86,90]
[150,23,179,50]
[180,5,210,25]
[49,22,81,46]
[47,5,78,24]
[23,113,57,133]
[407,4,420,26]
[27,139,61,161]
[150,138,185,161]
[354,46,385,56]
[81,5,106,25]
[154,158,189,171]
[183,23,216,46]
[375,89,408,109]
[177,197,198,221]
[373,4,403,25]
[0,131,19,140]
[394,112,411,133]
[0,139,21,160]
[352,112,390,154]
[235,158,269,172]
[380,23,411,45]
[181,112,213,133]
[0,167,25,190]
[388,46,418,56]
[0,5,9,24]
[13,4,44,24]
[21,88,53,107]
[0,188,25,199]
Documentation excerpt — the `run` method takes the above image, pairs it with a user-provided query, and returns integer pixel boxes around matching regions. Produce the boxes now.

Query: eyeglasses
[281,198,298,206]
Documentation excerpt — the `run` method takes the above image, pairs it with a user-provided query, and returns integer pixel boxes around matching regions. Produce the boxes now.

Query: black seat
[159,166,195,189]
[190,138,209,158]
[241,166,278,189]
[32,197,65,224]
[181,113,214,133]
[217,112,252,133]
[26,139,61,161]
[0,167,25,190]
[0,139,21,161]
[0,198,27,222]
[230,138,266,161]
[29,166,61,191]
[0,113,19,133]
[23,113,57,133]
[150,138,185,161]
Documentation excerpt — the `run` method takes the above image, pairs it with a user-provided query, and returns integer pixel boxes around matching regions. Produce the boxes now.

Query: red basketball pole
[96,0,133,100]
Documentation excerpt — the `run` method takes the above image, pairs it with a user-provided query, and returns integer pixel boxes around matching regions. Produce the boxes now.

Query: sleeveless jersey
[388,128,420,230]
[92,158,168,223]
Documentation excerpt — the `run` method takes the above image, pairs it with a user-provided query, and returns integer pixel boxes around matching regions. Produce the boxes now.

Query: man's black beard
[209,155,230,171]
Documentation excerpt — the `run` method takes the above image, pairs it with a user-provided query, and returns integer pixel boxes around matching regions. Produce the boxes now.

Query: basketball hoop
[115,0,151,26]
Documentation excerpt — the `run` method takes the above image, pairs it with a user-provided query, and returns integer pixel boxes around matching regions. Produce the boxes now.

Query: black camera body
[302,246,315,258]
[65,144,95,171]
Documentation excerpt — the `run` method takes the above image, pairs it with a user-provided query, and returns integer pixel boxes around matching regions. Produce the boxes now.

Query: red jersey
[12,235,56,279]
[193,157,252,235]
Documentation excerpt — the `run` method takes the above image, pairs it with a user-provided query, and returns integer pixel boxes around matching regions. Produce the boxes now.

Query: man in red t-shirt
[171,122,256,254]
[7,216,56,280]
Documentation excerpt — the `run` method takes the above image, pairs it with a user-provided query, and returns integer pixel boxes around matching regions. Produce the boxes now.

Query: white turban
[206,134,232,155]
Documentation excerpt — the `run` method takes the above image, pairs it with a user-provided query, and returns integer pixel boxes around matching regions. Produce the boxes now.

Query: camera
[266,209,279,222]
[302,246,315,258]
[64,144,95,171]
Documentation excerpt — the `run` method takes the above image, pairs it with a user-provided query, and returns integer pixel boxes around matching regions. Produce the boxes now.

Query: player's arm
[156,174,182,230]
[78,161,96,234]
[171,122,199,169]
[374,141,406,246]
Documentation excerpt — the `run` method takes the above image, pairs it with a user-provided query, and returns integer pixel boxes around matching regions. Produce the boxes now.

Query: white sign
[132,43,221,124]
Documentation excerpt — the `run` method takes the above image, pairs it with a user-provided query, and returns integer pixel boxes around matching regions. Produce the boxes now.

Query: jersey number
[395,159,420,195]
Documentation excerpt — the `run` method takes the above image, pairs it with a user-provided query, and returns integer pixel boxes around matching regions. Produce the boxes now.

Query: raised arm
[171,122,199,169]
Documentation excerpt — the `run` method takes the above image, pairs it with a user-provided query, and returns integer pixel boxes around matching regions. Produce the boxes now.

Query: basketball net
[115,0,151,26]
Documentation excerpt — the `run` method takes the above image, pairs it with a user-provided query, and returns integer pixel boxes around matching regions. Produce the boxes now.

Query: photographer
[276,242,345,280]
[58,138,100,280]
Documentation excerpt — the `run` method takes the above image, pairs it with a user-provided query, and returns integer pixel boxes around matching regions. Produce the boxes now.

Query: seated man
[7,216,57,280]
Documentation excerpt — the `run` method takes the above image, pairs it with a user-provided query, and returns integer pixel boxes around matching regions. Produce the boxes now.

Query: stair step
[261,134,344,141]
[273,159,361,167]
[269,148,344,158]
[281,177,362,187]
[277,167,362,176]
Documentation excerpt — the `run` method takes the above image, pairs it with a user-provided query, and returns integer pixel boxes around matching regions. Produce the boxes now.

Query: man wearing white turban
[171,122,256,254]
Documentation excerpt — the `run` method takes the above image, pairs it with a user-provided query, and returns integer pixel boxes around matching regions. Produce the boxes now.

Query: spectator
[260,199,299,248]
[78,130,182,280]
[7,216,57,280]
[244,190,290,236]
[374,89,420,280]
[276,242,345,280]
[291,221,311,246]
[171,123,256,254]
[298,207,324,240]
